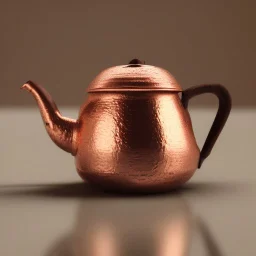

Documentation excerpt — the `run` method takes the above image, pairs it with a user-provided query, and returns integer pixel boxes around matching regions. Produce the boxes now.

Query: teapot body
[75,92,200,192]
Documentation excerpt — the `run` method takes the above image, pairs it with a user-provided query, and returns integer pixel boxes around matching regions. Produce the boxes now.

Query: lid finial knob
[128,58,145,65]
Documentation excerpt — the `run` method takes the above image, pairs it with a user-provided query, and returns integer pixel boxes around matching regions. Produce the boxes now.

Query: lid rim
[87,88,182,92]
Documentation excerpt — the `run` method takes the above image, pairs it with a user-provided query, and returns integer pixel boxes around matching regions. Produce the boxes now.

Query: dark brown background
[1,0,255,107]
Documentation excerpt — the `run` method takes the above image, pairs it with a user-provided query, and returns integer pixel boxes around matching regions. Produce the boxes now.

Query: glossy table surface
[0,107,255,255]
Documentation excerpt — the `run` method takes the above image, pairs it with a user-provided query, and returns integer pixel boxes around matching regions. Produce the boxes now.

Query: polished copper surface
[21,60,232,193]
[75,92,200,192]
[87,61,182,92]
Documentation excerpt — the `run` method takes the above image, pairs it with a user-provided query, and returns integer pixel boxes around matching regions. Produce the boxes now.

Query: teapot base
[77,169,195,194]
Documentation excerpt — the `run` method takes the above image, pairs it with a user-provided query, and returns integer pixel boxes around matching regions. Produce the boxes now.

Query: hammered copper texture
[75,92,200,192]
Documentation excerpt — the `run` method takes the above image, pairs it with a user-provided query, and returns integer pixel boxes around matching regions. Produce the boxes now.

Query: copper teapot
[21,59,232,193]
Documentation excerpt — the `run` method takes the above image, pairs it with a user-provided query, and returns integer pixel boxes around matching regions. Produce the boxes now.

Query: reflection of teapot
[46,197,193,256]
[22,59,231,192]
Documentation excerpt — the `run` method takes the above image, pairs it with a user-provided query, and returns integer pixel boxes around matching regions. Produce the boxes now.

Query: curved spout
[21,81,77,155]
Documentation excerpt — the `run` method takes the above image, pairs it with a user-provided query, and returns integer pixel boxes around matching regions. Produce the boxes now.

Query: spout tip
[20,84,26,90]
[21,80,35,90]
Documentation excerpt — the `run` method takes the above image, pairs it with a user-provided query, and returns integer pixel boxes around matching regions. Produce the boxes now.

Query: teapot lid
[87,59,182,92]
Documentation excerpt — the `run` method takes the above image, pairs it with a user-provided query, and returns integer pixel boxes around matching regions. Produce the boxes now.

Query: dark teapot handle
[181,84,232,168]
